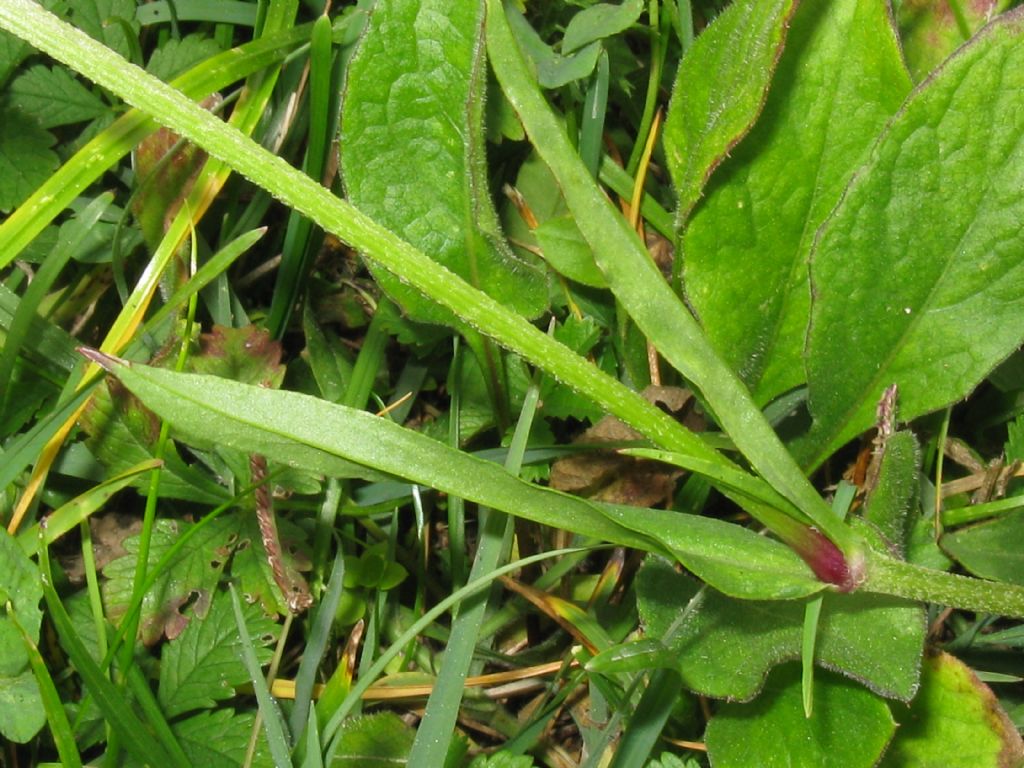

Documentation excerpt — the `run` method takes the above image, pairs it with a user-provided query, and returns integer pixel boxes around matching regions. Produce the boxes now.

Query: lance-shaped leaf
[340,0,546,325]
[82,352,826,602]
[799,9,1024,469]
[663,0,797,225]
[683,0,911,404]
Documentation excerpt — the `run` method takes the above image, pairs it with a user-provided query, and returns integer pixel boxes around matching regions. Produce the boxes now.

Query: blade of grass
[10,609,83,768]
[608,669,682,768]
[0,192,114,422]
[0,23,315,271]
[16,459,162,554]
[289,551,346,742]
[323,546,599,759]
[8,0,299,535]
[267,12,340,338]
[230,584,293,767]
[36,549,186,768]
[407,381,541,765]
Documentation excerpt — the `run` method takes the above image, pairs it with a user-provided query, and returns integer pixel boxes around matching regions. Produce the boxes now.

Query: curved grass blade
[0,23,314,270]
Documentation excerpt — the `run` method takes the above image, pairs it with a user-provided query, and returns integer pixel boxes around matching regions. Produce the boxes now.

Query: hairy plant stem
[864,552,1024,618]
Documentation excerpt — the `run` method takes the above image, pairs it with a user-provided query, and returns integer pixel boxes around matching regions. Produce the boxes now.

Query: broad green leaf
[879,651,1024,768]
[705,664,896,768]
[158,591,277,718]
[562,0,644,53]
[90,357,826,600]
[329,712,415,767]
[637,557,924,702]
[898,0,997,81]
[941,510,1024,585]
[5,64,109,128]
[682,0,911,403]
[663,0,797,224]
[340,0,546,325]
[800,10,1024,469]
[0,665,45,743]
[0,105,58,213]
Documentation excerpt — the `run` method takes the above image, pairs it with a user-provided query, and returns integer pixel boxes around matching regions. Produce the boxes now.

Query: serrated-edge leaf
[158,590,277,718]
[6,64,109,128]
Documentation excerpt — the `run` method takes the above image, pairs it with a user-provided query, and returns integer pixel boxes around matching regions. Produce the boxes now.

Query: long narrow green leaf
[82,353,824,601]
[483,0,855,553]
[289,552,345,741]
[11,612,82,768]
[0,0,749,514]
[229,585,293,766]
[408,381,540,765]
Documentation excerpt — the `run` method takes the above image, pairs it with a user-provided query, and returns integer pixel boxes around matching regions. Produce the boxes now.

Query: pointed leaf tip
[77,346,124,371]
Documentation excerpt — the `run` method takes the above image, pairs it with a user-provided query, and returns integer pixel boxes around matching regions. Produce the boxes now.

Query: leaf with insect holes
[159,590,278,718]
[102,518,228,645]
[681,0,911,405]
[705,664,895,768]
[798,10,1024,470]
[101,511,309,643]
[341,0,547,326]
